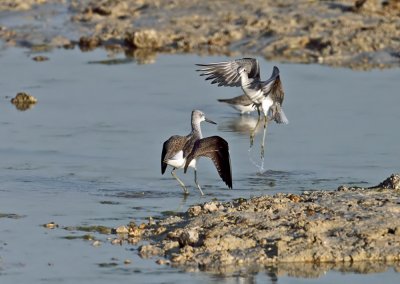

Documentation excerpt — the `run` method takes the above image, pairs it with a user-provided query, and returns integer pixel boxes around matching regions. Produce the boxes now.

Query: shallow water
[0,47,399,283]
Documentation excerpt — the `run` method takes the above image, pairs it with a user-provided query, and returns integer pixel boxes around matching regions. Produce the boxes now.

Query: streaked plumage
[161,110,232,195]
[217,94,256,114]
[196,58,288,124]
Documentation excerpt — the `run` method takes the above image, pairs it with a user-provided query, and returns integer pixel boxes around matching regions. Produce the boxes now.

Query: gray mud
[129,175,400,273]
[1,0,399,69]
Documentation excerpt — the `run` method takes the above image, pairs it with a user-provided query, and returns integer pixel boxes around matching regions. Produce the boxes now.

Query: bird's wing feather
[269,76,285,105]
[161,135,188,174]
[184,136,232,188]
[261,66,280,95]
[196,58,260,87]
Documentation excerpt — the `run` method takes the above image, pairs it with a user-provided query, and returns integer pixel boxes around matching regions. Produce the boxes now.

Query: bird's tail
[268,104,289,124]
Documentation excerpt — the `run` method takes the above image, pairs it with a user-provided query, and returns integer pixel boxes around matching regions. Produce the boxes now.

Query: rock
[111,238,123,245]
[125,29,164,49]
[11,92,37,104]
[92,240,101,247]
[203,202,219,213]
[154,226,166,235]
[124,259,132,265]
[188,205,202,216]
[79,36,101,51]
[115,225,129,234]
[10,92,37,111]
[179,228,199,246]
[32,55,49,62]
[156,259,170,265]
[162,241,180,251]
[370,173,400,190]
[139,244,164,258]
[43,222,58,229]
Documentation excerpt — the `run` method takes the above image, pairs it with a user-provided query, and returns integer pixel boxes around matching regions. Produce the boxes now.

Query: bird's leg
[261,114,269,158]
[256,104,261,118]
[171,168,189,195]
[250,104,262,147]
[194,169,205,196]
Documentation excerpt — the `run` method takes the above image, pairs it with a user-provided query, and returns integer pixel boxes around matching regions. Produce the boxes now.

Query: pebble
[32,55,49,62]
[115,225,129,234]
[44,222,58,229]
[124,259,132,265]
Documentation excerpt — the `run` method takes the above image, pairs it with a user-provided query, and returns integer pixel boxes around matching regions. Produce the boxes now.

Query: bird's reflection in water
[218,115,264,136]
[219,115,269,170]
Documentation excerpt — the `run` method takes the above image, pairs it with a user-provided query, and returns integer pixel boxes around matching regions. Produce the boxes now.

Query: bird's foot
[196,185,204,196]
[181,186,189,195]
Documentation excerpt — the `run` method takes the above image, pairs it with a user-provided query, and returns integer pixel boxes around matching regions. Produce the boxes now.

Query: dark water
[0,47,399,283]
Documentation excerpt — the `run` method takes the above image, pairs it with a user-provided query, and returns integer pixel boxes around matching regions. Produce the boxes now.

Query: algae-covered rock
[10,92,37,111]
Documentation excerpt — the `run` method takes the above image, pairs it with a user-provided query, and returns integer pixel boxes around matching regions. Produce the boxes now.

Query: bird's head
[192,110,217,125]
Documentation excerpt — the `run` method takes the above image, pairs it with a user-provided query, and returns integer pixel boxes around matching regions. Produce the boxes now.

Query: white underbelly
[166,151,197,169]
[231,104,256,114]
[243,88,264,105]
[261,96,273,115]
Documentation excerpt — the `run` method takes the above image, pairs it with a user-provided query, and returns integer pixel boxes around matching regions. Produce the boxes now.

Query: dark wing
[270,76,284,105]
[217,94,253,106]
[161,135,188,174]
[196,58,260,87]
[184,136,232,189]
[261,66,284,104]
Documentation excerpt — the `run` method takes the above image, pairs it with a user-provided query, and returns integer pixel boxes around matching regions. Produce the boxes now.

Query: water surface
[0,47,399,283]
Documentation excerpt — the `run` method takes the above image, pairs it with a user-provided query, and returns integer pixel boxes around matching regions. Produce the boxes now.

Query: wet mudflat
[0,0,399,69]
[0,47,399,283]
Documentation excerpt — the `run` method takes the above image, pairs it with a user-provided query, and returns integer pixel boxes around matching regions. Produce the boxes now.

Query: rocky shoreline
[46,174,399,275]
[129,174,400,273]
[42,174,400,276]
[1,0,399,69]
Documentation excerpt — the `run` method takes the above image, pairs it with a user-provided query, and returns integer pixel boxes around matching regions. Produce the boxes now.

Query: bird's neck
[191,121,203,139]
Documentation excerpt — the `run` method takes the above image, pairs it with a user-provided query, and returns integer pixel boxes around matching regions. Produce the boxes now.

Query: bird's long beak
[205,117,217,125]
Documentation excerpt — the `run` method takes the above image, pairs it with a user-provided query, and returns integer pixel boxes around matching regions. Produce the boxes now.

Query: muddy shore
[47,174,400,275]
[130,174,400,273]
[1,0,399,69]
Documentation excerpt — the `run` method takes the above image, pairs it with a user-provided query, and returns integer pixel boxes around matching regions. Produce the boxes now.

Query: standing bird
[217,93,288,124]
[217,94,257,115]
[161,110,232,195]
[196,58,288,157]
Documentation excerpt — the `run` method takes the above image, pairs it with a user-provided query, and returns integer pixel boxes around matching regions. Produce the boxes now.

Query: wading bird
[161,110,232,195]
[196,58,288,157]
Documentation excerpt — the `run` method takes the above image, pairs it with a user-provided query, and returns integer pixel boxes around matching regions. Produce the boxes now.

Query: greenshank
[161,110,232,195]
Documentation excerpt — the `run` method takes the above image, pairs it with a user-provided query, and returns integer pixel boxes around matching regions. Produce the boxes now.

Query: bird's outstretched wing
[161,135,188,174]
[196,58,260,87]
[261,66,281,96]
[269,76,285,105]
[184,136,232,189]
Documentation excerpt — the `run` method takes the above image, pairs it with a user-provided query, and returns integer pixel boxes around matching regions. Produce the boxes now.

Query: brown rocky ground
[131,174,400,273]
[42,171,400,277]
[49,174,399,275]
[0,0,399,69]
